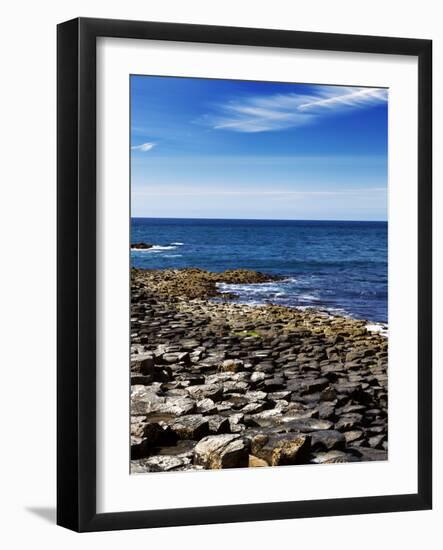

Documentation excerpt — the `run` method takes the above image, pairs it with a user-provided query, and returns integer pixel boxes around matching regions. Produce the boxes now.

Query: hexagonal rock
[250,371,266,385]
[310,429,346,451]
[187,384,224,402]
[131,455,191,473]
[131,422,179,459]
[249,455,269,467]
[170,415,210,440]
[335,413,363,431]
[207,415,231,435]
[311,450,357,464]
[280,417,333,432]
[196,398,217,414]
[131,353,155,374]
[251,433,311,466]
[219,359,244,373]
[130,385,164,415]
[298,377,330,394]
[194,434,250,469]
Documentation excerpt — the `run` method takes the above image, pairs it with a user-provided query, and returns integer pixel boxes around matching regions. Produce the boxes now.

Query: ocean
[131,218,388,324]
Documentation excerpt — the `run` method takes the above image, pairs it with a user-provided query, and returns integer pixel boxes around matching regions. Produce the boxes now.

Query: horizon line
[131,216,387,223]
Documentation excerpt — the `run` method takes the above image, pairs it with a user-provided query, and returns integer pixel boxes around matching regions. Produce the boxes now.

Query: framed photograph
[57,17,432,532]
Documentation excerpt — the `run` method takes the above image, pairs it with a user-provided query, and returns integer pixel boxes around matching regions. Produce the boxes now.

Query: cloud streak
[131,142,156,152]
[205,86,387,133]
[133,186,386,198]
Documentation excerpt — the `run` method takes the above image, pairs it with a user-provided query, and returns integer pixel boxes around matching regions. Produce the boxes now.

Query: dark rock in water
[250,433,311,466]
[194,434,250,469]
[131,267,280,300]
[170,415,209,440]
[131,242,153,249]
[310,429,346,451]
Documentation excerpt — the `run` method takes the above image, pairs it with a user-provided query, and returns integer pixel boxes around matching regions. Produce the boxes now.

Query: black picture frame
[57,17,432,532]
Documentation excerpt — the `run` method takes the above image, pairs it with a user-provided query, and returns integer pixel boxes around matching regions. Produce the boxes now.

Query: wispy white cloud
[131,142,156,152]
[204,86,387,133]
[132,186,386,198]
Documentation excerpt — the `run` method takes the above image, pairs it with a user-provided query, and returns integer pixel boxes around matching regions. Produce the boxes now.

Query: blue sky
[131,76,388,221]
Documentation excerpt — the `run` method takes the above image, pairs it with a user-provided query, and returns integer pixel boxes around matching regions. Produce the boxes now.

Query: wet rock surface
[130,268,388,472]
[131,242,153,249]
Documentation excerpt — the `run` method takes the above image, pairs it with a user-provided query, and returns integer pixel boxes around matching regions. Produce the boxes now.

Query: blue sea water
[131,218,388,323]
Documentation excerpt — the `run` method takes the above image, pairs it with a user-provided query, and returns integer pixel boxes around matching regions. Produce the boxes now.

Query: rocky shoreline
[131,268,388,473]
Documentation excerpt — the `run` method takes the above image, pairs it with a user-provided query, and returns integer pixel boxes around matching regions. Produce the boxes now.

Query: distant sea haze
[131,217,388,323]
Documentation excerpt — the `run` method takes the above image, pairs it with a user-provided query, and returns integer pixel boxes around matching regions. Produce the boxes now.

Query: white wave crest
[131,244,177,252]
[366,323,388,337]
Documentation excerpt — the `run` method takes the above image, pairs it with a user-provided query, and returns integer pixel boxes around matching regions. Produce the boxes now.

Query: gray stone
[131,353,155,374]
[349,446,388,462]
[143,396,196,417]
[280,417,333,432]
[196,398,217,414]
[131,455,191,473]
[245,390,268,402]
[170,415,209,440]
[251,433,311,466]
[194,434,250,469]
[207,415,231,434]
[219,359,244,372]
[310,429,346,451]
[187,384,223,402]
[250,371,266,384]
[343,430,363,444]
[131,373,154,385]
[335,413,363,431]
[311,450,357,464]
[223,380,249,394]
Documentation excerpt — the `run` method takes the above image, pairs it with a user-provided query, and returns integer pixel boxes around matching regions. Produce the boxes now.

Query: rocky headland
[130,267,388,473]
[131,242,153,249]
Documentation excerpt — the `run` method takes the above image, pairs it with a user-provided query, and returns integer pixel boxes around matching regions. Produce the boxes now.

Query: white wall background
[0,0,440,547]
